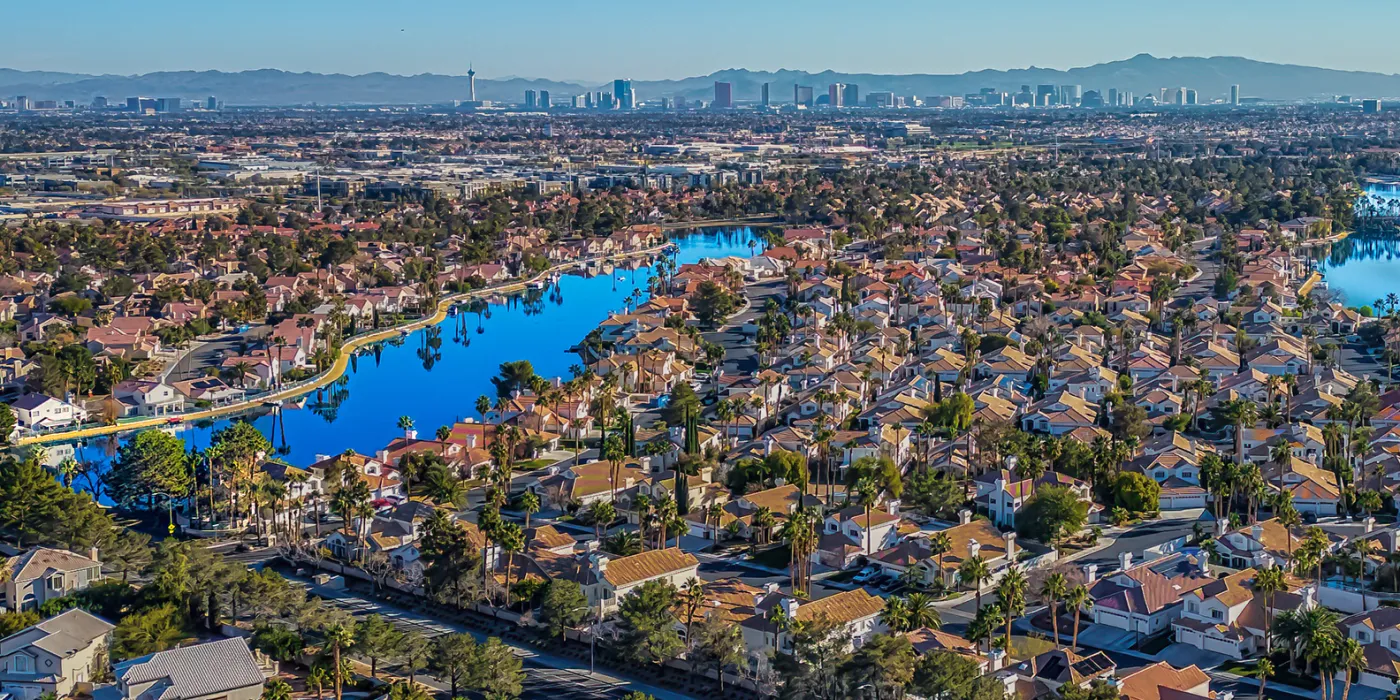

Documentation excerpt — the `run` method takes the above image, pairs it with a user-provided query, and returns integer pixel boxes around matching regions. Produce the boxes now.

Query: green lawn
[1218,656,1319,690]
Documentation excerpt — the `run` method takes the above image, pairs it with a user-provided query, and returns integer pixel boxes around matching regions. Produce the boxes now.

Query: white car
[853,566,881,584]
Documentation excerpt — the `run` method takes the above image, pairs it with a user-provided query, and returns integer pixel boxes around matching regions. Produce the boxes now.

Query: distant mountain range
[4,55,1400,106]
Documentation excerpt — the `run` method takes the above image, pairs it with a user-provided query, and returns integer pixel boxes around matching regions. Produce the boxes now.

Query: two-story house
[739,588,886,673]
[811,504,900,569]
[570,548,700,615]
[1172,567,1314,659]
[112,638,273,700]
[1086,551,1213,637]
[0,608,114,700]
[1,548,103,612]
[8,395,87,432]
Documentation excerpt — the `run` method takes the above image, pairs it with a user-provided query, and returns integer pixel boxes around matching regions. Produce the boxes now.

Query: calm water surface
[51,228,761,489]
[1313,185,1400,306]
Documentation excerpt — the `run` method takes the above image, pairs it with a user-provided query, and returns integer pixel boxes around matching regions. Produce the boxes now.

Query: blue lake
[1313,185,1400,307]
[55,228,760,484]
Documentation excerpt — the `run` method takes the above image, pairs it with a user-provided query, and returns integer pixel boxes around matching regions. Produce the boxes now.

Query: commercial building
[1108,88,1119,106]
[1230,84,1241,105]
[760,82,770,107]
[828,83,845,108]
[1185,89,1198,106]
[1036,84,1057,106]
[155,97,180,113]
[613,79,634,109]
[1060,84,1081,106]
[843,83,859,106]
[713,81,733,109]
[524,90,537,109]
[866,91,895,108]
[793,84,813,108]
[538,90,550,109]
[1363,99,1383,113]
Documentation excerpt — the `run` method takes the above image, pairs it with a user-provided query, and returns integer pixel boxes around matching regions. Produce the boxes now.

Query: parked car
[880,576,904,592]
[853,566,881,584]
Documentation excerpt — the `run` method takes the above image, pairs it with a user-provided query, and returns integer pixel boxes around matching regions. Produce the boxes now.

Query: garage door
[5,684,45,700]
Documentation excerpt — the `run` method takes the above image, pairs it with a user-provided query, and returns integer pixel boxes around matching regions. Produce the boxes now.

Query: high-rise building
[793,84,813,107]
[467,64,476,103]
[1363,99,1383,114]
[1185,89,1197,106]
[843,84,859,107]
[613,79,634,109]
[866,91,895,108]
[14,96,28,111]
[156,97,180,113]
[1230,84,1240,105]
[1108,88,1119,107]
[206,96,217,110]
[713,81,733,109]
[828,83,845,108]
[760,82,770,107]
[1081,90,1104,108]
[539,90,550,109]
[524,90,537,109]
[1060,85,1081,106]
[1036,84,1057,106]
[92,96,108,109]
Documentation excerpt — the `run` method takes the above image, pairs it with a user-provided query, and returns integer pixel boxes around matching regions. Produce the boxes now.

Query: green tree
[112,605,188,660]
[472,637,524,699]
[1112,472,1161,515]
[262,678,293,700]
[0,610,40,638]
[689,612,744,692]
[429,632,477,698]
[108,430,192,508]
[540,580,589,640]
[913,649,1008,700]
[614,580,683,666]
[354,614,403,677]
[1015,485,1089,545]
[692,280,738,327]
[839,633,916,700]
[0,404,15,445]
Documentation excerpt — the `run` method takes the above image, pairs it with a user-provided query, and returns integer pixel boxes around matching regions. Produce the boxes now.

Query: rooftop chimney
[959,509,973,525]
[1365,517,1376,534]
[1197,552,1210,576]
[1083,563,1098,583]
[1004,532,1017,561]
[1119,552,1132,571]
[969,540,982,559]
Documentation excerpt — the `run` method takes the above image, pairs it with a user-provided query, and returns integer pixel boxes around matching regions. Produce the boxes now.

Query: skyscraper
[525,90,537,109]
[467,64,476,103]
[613,79,634,109]
[1230,84,1240,105]
[794,84,813,107]
[714,81,733,109]
[1185,89,1197,106]
[761,82,770,107]
[539,90,550,109]
[1036,84,1056,106]
[828,83,845,107]
[1108,88,1119,107]
[843,84,859,107]
[206,96,217,110]
[1060,85,1081,106]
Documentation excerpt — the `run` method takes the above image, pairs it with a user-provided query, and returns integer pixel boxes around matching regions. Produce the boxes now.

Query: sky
[7,0,1400,82]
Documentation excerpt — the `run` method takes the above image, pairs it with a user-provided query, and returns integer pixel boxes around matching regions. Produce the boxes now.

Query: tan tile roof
[602,548,698,588]
[793,588,885,625]
[1118,661,1211,700]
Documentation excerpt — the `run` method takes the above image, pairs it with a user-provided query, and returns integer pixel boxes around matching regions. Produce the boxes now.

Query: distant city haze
[7,0,1400,80]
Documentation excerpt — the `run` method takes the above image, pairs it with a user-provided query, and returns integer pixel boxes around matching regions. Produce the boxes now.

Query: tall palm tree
[855,477,879,556]
[960,555,992,610]
[880,596,910,633]
[904,592,939,629]
[996,567,1028,657]
[1257,658,1274,700]
[1040,572,1068,649]
[325,623,356,700]
[1065,584,1091,650]
[1339,637,1365,700]
[929,532,953,589]
[1253,566,1287,655]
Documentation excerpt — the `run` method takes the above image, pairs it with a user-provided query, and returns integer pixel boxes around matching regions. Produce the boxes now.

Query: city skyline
[8,0,1400,81]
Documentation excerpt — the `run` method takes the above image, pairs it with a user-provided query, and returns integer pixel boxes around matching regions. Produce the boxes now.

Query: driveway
[1073,623,1138,651]
[1156,642,1230,669]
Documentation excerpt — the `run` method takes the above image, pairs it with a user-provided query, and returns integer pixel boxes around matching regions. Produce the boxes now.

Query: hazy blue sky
[8,0,1400,82]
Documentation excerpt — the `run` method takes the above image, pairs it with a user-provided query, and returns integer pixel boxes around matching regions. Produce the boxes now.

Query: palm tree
[307,666,330,700]
[519,491,540,529]
[1040,572,1068,649]
[1065,584,1091,650]
[1257,658,1274,700]
[1340,637,1365,700]
[682,577,705,649]
[855,477,879,556]
[996,567,1028,657]
[325,623,356,700]
[1220,399,1258,465]
[904,592,939,629]
[706,502,725,544]
[960,555,992,610]
[1254,566,1287,655]
[929,532,953,589]
[396,415,415,438]
[475,395,492,447]
[588,500,615,541]
[880,596,911,633]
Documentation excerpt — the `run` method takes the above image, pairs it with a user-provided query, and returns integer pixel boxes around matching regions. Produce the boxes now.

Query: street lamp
[151,492,178,535]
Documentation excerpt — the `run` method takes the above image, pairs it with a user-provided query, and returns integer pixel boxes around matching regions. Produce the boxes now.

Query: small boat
[616,274,626,280]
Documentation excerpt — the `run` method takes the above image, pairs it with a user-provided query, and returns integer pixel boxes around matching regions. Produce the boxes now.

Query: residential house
[0,608,114,700]
[1,548,103,612]
[112,638,273,700]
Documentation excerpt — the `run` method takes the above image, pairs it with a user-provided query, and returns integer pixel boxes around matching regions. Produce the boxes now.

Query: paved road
[703,280,785,375]
[296,577,697,700]
[165,331,255,383]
